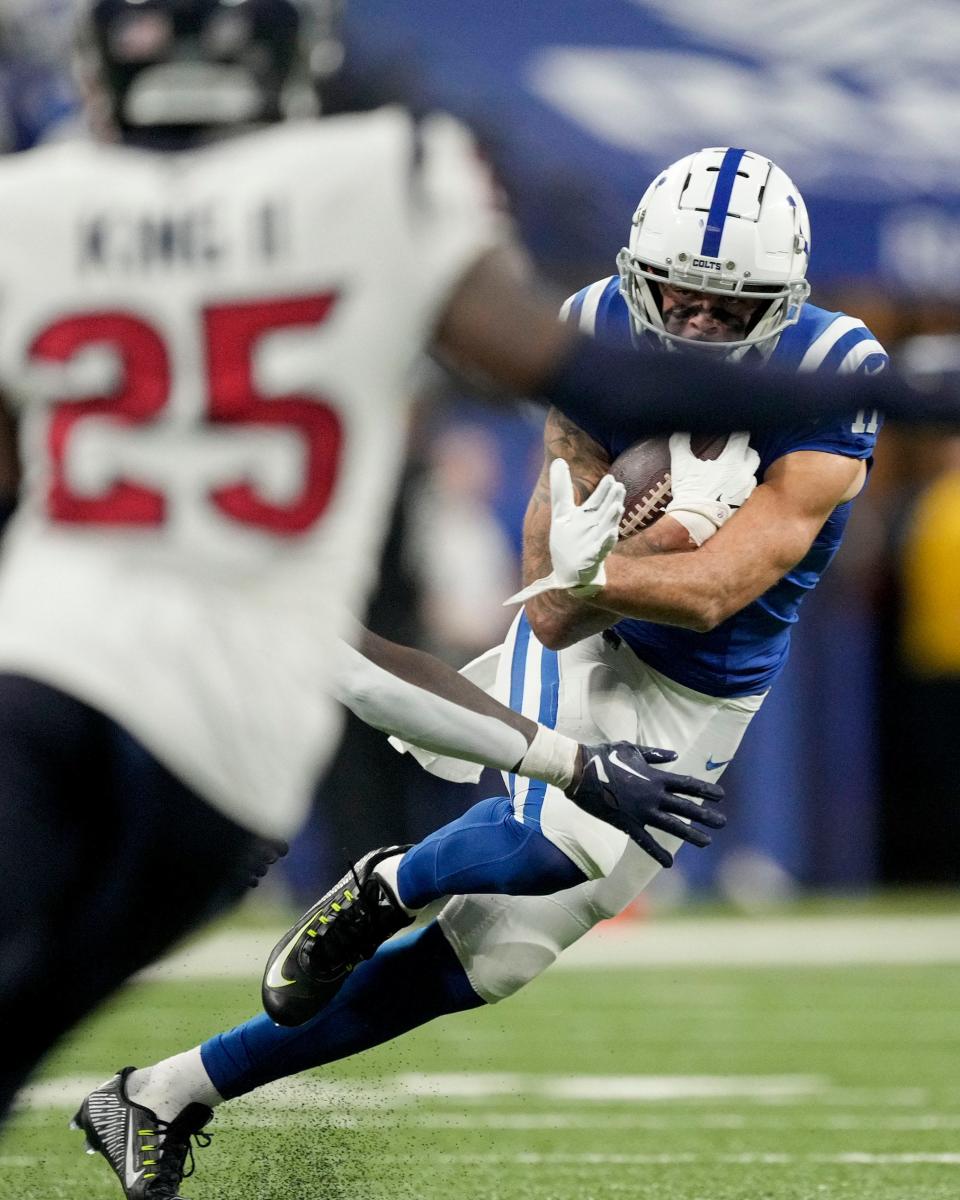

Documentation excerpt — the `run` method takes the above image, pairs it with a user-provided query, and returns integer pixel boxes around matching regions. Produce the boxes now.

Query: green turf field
[5,909,960,1200]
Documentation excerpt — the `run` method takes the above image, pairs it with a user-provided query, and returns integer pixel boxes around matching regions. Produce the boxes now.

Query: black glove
[565,742,725,869]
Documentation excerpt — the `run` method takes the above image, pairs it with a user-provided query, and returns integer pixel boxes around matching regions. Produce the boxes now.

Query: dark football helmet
[78,0,343,142]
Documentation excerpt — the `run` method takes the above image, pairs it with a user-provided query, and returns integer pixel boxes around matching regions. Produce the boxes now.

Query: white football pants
[428,610,765,1003]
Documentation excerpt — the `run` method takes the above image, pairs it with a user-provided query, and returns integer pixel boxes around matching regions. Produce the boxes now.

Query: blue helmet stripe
[700,148,746,258]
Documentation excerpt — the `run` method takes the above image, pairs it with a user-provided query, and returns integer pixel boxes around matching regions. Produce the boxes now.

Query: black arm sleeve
[540,334,960,435]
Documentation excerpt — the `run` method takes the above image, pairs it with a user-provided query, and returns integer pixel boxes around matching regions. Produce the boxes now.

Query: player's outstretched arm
[334,631,582,790]
[335,632,725,863]
[434,247,960,434]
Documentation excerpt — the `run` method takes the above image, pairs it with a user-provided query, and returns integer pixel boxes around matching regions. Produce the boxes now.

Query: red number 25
[30,295,343,536]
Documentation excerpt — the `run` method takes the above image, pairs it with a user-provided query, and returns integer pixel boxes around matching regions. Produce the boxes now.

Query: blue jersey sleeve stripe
[562,288,588,328]
[700,147,746,257]
[561,277,631,349]
[817,327,880,375]
[797,315,865,372]
[836,338,887,374]
[577,278,616,337]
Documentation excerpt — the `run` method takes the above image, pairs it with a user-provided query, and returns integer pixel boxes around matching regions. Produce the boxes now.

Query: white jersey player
[0,98,537,838]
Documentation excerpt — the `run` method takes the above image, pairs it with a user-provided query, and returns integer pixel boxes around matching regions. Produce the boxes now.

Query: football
[611,434,728,539]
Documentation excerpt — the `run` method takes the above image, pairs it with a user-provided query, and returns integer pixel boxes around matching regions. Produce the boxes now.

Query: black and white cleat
[262,844,414,1027]
[72,1067,212,1199]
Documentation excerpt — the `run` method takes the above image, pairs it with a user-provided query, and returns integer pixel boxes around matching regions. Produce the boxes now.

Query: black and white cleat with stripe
[71,1067,212,1199]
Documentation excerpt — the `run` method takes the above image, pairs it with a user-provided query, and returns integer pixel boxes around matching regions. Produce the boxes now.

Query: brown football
[611,434,729,539]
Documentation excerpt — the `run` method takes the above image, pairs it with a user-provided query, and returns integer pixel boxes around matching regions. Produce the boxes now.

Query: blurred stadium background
[4,5,960,1197]
[5,0,960,903]
[1,0,960,902]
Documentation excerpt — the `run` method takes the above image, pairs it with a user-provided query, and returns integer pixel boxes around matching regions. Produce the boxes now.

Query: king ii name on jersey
[559,276,886,698]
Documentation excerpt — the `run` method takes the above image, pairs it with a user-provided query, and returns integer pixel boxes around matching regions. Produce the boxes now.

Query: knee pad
[437,890,598,1004]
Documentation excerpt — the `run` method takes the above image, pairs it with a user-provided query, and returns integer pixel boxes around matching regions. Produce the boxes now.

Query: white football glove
[665,431,760,546]
[506,459,625,605]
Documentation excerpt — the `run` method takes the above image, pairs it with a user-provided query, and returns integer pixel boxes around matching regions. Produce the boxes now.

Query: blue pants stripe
[520,631,560,831]
[507,612,533,799]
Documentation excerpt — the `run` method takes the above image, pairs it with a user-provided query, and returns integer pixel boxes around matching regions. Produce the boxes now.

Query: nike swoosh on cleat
[607,750,649,781]
[264,915,320,991]
[705,757,732,771]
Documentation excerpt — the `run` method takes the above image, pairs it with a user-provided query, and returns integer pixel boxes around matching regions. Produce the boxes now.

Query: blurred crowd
[5,3,959,904]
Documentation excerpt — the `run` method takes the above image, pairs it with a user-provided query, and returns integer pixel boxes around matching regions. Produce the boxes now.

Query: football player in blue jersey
[266,147,882,1018]
[79,146,896,1196]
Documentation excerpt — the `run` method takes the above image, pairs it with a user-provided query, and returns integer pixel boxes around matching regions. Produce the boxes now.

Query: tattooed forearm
[543,409,608,502]
[522,491,587,632]
[520,409,614,644]
[530,518,696,643]
[530,591,615,644]
[523,479,557,581]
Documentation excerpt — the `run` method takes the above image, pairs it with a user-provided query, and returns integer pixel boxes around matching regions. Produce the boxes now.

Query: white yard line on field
[12,1071,827,1112]
[222,1109,960,1133]
[410,1152,960,1167]
[138,912,960,982]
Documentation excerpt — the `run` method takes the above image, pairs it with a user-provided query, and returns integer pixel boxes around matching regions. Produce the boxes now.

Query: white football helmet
[616,147,811,360]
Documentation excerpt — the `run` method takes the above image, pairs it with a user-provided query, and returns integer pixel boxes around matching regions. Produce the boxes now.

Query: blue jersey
[559,278,886,698]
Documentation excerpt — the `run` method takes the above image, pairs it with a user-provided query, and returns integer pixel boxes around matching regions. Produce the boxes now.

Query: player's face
[659,284,762,343]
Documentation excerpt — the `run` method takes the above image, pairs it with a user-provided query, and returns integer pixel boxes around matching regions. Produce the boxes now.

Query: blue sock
[201,921,482,1100]
[395,794,586,910]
